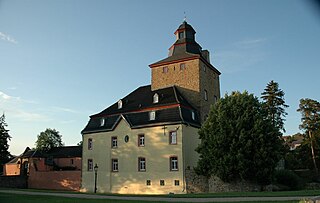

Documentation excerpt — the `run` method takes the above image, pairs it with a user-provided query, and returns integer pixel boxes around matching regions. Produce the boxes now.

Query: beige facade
[151,58,220,122]
[81,118,200,194]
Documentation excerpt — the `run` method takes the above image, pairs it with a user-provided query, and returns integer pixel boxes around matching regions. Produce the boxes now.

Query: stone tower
[149,21,221,123]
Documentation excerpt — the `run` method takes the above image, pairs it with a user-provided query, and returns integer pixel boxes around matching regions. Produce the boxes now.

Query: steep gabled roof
[82,85,200,134]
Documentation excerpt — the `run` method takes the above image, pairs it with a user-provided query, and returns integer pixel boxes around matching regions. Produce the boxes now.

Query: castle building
[81,21,221,194]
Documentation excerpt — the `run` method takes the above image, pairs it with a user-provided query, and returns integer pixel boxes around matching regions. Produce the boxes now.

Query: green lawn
[0,193,301,203]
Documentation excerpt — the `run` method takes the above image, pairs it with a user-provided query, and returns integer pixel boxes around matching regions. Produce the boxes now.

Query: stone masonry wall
[185,168,208,193]
[0,175,27,188]
[208,176,261,193]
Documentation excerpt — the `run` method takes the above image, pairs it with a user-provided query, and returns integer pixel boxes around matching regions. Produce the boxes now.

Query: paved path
[0,189,318,202]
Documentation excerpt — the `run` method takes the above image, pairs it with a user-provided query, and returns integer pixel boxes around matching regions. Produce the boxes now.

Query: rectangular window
[170,156,178,171]
[203,65,206,72]
[204,90,208,101]
[179,32,184,39]
[180,63,185,70]
[160,180,165,186]
[138,134,145,147]
[149,111,156,121]
[111,136,118,148]
[88,159,93,171]
[88,138,93,150]
[191,111,195,120]
[214,95,218,103]
[138,157,146,171]
[112,159,118,172]
[146,180,151,186]
[174,180,180,186]
[70,159,74,165]
[162,66,168,73]
[169,131,177,145]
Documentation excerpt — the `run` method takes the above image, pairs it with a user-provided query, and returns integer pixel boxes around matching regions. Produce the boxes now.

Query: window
[149,111,156,121]
[162,66,168,73]
[146,180,151,186]
[153,93,159,103]
[70,159,74,165]
[204,90,208,101]
[112,159,118,172]
[179,32,184,39]
[214,95,218,103]
[180,63,185,70]
[111,137,117,148]
[160,180,165,186]
[88,138,93,150]
[118,100,122,109]
[100,118,105,126]
[191,111,195,120]
[203,65,206,72]
[138,134,145,147]
[88,159,93,171]
[174,180,180,186]
[169,131,177,145]
[124,135,129,143]
[170,156,178,171]
[138,157,146,171]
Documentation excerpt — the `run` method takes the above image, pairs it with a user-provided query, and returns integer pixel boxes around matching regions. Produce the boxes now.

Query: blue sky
[1,0,319,155]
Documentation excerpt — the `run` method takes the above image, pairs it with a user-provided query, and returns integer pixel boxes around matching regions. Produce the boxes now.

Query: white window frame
[153,93,159,103]
[138,157,146,172]
[149,111,156,121]
[111,136,118,148]
[191,111,195,120]
[100,118,105,126]
[169,131,177,145]
[118,100,122,109]
[138,134,145,147]
[170,157,178,171]
[112,159,118,172]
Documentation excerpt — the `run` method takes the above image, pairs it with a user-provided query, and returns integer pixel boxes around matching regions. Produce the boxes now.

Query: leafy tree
[35,128,64,152]
[196,91,283,185]
[261,80,289,133]
[0,114,12,173]
[297,98,320,174]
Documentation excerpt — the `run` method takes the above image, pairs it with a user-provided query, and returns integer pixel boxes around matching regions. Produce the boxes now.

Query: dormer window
[149,111,156,121]
[153,93,159,103]
[100,118,105,126]
[118,100,122,109]
[191,111,195,120]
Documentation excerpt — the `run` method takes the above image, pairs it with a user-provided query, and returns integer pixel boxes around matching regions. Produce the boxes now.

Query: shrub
[274,169,305,190]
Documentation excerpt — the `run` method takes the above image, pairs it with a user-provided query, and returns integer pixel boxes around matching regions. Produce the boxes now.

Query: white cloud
[0,32,18,44]
[52,106,79,114]
[0,91,20,101]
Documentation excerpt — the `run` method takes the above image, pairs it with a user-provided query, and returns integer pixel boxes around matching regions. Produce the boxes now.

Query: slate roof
[82,85,201,134]
[20,146,82,159]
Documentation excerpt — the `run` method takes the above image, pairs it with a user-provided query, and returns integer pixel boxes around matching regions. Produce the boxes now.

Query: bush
[274,169,305,190]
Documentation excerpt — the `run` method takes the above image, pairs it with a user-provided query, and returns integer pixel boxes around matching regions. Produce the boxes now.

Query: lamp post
[94,164,98,193]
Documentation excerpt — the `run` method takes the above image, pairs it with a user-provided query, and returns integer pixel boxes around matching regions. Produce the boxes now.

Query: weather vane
[183,11,187,22]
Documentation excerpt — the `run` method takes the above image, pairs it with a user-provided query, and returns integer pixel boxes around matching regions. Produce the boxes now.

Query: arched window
[153,93,159,103]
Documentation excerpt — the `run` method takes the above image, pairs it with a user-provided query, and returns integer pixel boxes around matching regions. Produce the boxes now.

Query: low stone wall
[185,168,208,193]
[0,175,27,188]
[209,176,261,193]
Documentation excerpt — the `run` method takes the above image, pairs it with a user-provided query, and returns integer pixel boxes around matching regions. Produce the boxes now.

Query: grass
[0,193,301,203]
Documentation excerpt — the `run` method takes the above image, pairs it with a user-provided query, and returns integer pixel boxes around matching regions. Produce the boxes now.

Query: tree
[196,91,283,185]
[261,80,289,133]
[0,114,12,174]
[297,98,320,174]
[35,128,64,152]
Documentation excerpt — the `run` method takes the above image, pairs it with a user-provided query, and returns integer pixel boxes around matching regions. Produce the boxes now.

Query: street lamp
[94,164,98,193]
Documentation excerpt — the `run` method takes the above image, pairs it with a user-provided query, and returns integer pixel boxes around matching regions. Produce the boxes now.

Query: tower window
[138,134,145,147]
[204,90,208,101]
[170,156,178,171]
[87,159,93,171]
[180,63,185,70]
[178,32,184,39]
[88,138,93,150]
[118,100,122,109]
[149,111,156,121]
[163,66,168,73]
[203,65,206,72]
[153,93,159,103]
[112,159,118,172]
[169,131,177,145]
[111,136,118,148]
[214,95,218,103]
[138,157,146,171]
